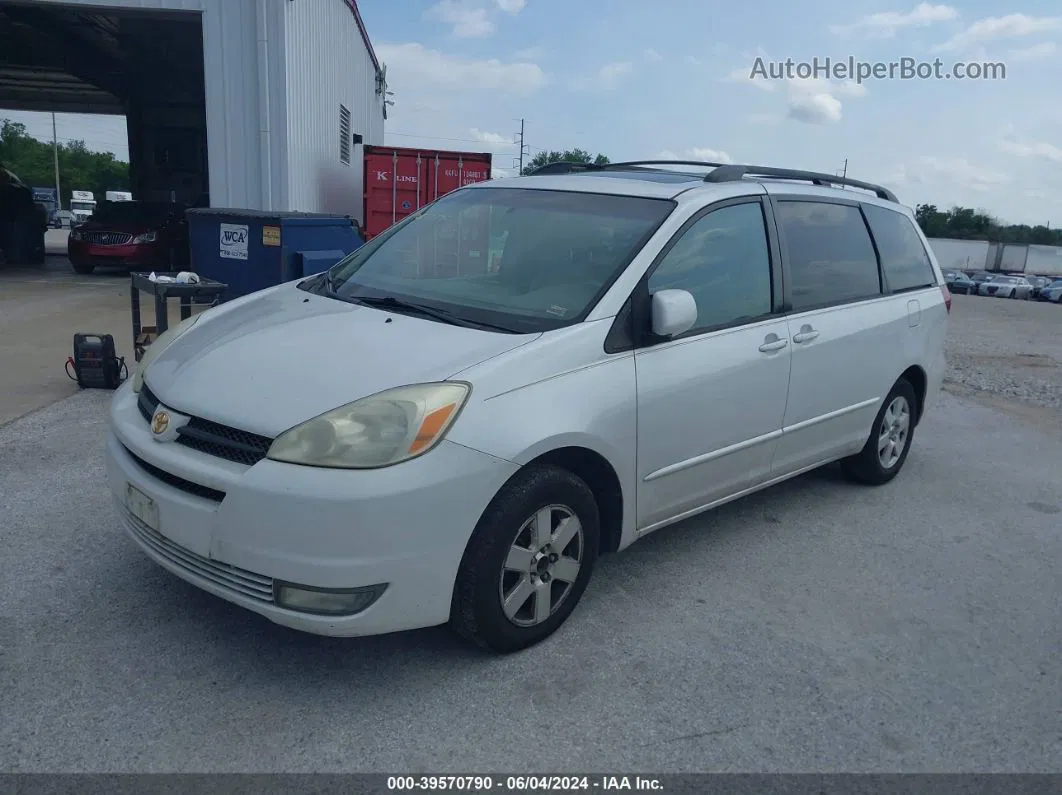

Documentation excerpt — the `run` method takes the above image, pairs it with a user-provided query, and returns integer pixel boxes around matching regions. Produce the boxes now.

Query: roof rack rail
[526,159,727,176]
[704,164,897,202]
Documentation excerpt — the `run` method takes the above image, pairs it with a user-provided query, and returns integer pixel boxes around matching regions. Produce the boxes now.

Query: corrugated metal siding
[33,0,205,9]
[283,0,384,218]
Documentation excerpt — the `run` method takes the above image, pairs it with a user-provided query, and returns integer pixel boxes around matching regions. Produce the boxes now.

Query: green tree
[913,201,1062,246]
[0,118,129,207]
[521,148,610,175]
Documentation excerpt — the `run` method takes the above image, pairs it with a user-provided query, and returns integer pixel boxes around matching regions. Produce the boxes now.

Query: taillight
[941,284,951,313]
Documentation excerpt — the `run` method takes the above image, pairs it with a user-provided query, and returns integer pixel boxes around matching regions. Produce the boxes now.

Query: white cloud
[999,138,1062,163]
[1007,41,1057,60]
[687,147,733,163]
[785,77,865,124]
[892,156,1009,191]
[470,128,514,146]
[683,55,701,66]
[653,148,733,163]
[513,46,545,61]
[495,0,525,13]
[376,43,547,95]
[570,61,633,91]
[425,1,494,38]
[830,3,958,37]
[934,14,1062,52]
[644,48,663,62]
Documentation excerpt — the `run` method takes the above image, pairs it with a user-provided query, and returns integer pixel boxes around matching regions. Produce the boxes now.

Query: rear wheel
[450,465,599,653]
[841,379,917,486]
[71,261,95,275]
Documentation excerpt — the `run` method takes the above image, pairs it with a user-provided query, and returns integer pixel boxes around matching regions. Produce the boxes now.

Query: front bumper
[105,382,520,636]
[69,241,160,267]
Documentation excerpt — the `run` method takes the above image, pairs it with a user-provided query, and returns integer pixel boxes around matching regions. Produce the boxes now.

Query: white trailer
[105,190,133,202]
[69,189,96,223]
[1024,245,1062,278]
[926,238,990,271]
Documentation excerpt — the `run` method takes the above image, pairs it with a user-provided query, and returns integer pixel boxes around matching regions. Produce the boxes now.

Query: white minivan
[105,161,949,653]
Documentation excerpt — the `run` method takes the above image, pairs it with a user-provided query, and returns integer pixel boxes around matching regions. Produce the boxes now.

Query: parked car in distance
[67,200,190,274]
[1037,280,1062,303]
[942,269,976,294]
[965,270,995,293]
[1024,275,1051,299]
[106,161,949,653]
[978,274,1033,299]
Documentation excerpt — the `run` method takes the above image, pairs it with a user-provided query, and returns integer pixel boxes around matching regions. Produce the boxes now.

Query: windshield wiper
[351,295,514,332]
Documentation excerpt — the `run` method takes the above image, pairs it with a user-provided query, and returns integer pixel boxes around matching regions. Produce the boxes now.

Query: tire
[1009,289,1016,299]
[450,465,600,653]
[71,261,95,275]
[841,379,917,486]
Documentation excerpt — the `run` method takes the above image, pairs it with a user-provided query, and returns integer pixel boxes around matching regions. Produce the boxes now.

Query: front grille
[176,417,273,466]
[137,385,272,466]
[83,231,133,245]
[137,385,160,422]
[123,444,225,502]
[122,510,274,604]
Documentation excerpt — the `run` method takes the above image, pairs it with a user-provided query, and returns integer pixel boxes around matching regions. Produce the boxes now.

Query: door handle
[758,337,788,353]
[792,327,819,343]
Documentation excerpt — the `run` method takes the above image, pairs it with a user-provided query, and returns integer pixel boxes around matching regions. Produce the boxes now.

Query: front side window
[775,200,882,311]
[862,204,937,292]
[647,201,773,332]
[319,188,674,333]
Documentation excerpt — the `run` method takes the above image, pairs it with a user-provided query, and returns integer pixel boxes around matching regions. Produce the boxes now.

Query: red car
[67,201,190,274]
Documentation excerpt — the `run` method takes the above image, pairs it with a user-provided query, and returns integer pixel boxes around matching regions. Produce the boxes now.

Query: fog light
[274,582,388,616]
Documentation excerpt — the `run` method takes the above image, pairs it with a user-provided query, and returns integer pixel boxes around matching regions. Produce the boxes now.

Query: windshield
[316,187,675,333]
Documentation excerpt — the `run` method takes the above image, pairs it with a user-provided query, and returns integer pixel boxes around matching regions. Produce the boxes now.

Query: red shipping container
[362,145,492,240]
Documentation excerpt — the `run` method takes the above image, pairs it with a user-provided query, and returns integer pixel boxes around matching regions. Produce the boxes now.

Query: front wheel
[450,465,600,653]
[1009,289,1016,298]
[841,379,917,486]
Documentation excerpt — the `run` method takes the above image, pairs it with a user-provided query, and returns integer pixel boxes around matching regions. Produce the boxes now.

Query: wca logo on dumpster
[219,223,249,260]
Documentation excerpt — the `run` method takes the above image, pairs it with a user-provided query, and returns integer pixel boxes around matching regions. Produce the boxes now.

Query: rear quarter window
[775,200,882,311]
[862,204,937,293]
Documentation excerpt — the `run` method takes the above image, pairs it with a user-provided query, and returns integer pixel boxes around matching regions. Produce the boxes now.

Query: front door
[634,199,791,532]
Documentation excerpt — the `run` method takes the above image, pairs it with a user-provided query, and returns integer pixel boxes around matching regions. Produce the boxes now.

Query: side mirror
[650,289,697,337]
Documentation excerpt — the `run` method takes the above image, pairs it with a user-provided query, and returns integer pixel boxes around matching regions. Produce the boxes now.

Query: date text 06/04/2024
[386,776,665,791]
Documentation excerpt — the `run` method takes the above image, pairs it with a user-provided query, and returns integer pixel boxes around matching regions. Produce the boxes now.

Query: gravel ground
[944,293,1062,410]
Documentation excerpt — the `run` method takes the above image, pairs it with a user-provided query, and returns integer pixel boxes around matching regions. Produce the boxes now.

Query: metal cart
[129,272,228,362]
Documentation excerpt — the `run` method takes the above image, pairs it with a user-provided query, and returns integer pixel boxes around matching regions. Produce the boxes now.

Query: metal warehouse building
[0,0,386,219]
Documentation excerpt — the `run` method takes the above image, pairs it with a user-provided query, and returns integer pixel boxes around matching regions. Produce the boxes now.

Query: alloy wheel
[499,504,584,627]
[877,396,910,470]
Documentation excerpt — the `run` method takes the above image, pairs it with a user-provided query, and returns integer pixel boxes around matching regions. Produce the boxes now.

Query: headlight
[133,231,157,243]
[267,382,471,469]
[131,312,202,393]
[69,230,81,241]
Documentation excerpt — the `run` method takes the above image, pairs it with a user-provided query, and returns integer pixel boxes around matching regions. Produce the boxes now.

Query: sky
[3,1,1061,225]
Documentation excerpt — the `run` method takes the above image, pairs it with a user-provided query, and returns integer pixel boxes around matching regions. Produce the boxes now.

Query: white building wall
[282,0,385,219]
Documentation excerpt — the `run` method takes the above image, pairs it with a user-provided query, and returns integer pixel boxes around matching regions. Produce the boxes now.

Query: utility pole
[513,118,528,175]
[842,157,848,179]
[51,112,61,209]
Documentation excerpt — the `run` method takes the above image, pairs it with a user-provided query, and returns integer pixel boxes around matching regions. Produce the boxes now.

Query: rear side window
[862,204,937,292]
[775,201,881,311]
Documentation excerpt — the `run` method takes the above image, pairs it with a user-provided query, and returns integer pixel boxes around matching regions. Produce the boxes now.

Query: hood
[143,282,538,437]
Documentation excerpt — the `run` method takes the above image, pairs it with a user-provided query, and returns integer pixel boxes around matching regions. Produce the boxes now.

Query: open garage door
[0,0,209,206]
